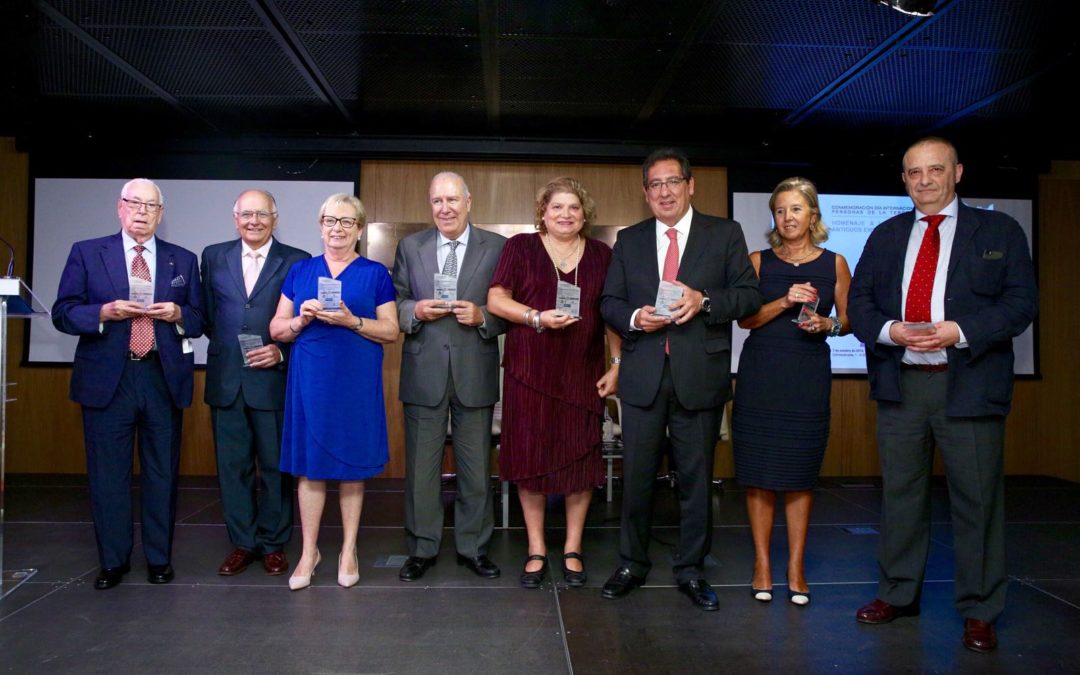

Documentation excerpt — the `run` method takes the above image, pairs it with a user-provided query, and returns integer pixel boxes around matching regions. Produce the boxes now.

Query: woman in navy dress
[732,177,851,606]
[488,177,620,589]
[270,193,399,591]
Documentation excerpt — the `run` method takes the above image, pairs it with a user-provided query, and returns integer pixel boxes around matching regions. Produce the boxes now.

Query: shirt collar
[915,196,959,223]
[121,230,156,255]
[438,223,471,248]
[655,207,694,241]
[241,238,274,258]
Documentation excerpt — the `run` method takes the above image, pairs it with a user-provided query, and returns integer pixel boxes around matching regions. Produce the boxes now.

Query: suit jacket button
[244,304,251,309]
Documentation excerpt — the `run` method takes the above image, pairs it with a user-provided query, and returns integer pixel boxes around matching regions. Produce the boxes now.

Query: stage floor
[2,474,1078,673]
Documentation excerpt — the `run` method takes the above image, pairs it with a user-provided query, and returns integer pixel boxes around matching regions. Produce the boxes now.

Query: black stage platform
[2,474,1078,673]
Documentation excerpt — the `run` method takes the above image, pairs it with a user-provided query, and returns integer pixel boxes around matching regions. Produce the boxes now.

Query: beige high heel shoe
[288,550,321,591]
[338,548,359,588]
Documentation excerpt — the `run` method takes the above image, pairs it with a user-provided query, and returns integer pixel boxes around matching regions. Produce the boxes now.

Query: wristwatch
[353,317,364,334]
[700,291,711,314]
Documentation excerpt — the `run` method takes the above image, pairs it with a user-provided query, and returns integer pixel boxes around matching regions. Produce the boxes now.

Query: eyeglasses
[121,197,163,213]
[320,215,359,229]
[645,177,688,193]
[235,210,277,221]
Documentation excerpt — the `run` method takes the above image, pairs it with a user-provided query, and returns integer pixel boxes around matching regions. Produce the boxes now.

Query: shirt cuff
[629,309,642,331]
[877,320,898,345]
[955,324,969,349]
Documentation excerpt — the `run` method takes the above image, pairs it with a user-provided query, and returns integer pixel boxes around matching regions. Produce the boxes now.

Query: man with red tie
[848,138,1038,652]
[53,178,203,590]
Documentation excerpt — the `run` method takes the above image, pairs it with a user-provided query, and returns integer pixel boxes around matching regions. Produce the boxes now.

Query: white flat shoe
[289,550,321,591]
[338,549,359,588]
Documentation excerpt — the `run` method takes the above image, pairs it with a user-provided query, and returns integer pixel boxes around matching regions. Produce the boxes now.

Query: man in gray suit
[201,189,310,576]
[392,172,508,581]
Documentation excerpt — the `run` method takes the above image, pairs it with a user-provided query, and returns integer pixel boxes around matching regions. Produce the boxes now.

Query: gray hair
[120,178,163,205]
[232,189,277,214]
[430,171,471,198]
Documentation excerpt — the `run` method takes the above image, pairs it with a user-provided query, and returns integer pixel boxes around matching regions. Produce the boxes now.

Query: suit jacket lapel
[677,212,707,280]
[250,239,285,299]
[455,225,483,294]
[224,240,246,298]
[948,203,977,282]
[101,233,129,299]
[420,229,440,295]
[635,221,660,287]
[155,242,176,301]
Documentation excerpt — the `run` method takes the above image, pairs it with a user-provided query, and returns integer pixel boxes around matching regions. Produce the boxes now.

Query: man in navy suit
[600,149,761,610]
[53,178,204,589]
[201,190,310,577]
[849,137,1037,652]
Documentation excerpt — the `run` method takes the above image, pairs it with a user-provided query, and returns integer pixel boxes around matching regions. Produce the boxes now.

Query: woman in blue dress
[732,177,851,606]
[270,193,398,590]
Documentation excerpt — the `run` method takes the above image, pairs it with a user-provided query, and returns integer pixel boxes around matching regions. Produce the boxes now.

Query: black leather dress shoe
[398,556,437,582]
[457,554,500,579]
[94,564,130,590]
[147,564,175,584]
[679,579,719,611]
[601,566,645,599]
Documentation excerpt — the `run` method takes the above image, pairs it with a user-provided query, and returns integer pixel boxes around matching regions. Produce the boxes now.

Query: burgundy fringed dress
[490,233,612,495]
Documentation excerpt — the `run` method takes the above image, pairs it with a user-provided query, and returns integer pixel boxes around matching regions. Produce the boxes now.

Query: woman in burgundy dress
[488,177,621,589]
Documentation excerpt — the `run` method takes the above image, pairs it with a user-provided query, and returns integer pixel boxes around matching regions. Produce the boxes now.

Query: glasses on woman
[320,215,359,229]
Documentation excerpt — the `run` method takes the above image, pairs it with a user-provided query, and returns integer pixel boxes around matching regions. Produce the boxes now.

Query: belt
[128,351,159,361]
[901,362,947,373]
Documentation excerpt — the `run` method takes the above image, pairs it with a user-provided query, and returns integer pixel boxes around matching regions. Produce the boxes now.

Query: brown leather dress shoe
[218,548,256,576]
[262,550,289,576]
[855,598,920,624]
[962,619,998,653]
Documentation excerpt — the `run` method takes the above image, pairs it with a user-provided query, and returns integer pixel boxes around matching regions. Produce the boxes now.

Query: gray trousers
[876,368,1007,623]
[403,376,494,558]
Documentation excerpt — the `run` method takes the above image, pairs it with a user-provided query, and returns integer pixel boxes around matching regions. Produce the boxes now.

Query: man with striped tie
[53,178,203,590]
[391,172,507,582]
[848,137,1038,652]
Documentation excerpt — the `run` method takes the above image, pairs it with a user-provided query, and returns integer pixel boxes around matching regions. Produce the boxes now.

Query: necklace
[777,246,818,267]
[543,233,582,271]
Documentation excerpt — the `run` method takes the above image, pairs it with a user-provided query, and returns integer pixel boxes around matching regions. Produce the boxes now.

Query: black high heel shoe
[788,582,811,606]
[562,552,587,588]
[520,554,548,589]
[751,585,773,602]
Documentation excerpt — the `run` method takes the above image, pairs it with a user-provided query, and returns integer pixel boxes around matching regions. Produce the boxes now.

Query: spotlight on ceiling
[873,0,936,16]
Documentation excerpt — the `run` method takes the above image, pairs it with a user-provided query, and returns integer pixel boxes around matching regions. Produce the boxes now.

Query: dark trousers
[876,368,1008,622]
[211,390,292,554]
[403,376,494,559]
[619,361,720,583]
[82,358,182,569]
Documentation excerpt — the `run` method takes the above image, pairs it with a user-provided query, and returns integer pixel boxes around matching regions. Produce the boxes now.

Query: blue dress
[732,249,836,491]
[279,255,395,480]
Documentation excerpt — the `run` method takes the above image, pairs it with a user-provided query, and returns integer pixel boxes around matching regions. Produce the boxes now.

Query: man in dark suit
[392,171,507,582]
[200,189,310,577]
[600,149,761,609]
[53,178,203,589]
[848,137,1038,652]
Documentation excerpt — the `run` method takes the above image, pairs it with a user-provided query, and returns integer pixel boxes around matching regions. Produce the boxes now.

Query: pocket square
[171,274,187,287]
[981,250,1004,260]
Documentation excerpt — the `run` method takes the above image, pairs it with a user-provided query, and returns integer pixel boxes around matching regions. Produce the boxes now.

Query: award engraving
[653,280,683,318]
[237,334,264,367]
[317,276,342,311]
[129,277,154,309]
[555,280,581,318]
[433,273,457,308]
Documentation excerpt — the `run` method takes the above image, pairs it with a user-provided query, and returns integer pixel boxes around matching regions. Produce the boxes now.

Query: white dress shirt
[877,196,968,364]
[437,224,471,279]
[241,238,274,283]
[630,207,694,330]
[122,230,156,288]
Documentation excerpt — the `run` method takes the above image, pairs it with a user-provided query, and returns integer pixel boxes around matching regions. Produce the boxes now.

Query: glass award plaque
[237,334,264,367]
[653,280,683,318]
[434,273,457,308]
[317,276,342,311]
[792,296,820,324]
[555,280,581,318]
[129,277,153,308]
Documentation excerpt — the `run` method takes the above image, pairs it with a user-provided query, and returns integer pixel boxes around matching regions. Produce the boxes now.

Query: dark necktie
[442,240,460,277]
[904,214,946,323]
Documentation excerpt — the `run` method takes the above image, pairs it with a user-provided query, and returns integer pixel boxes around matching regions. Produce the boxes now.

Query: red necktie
[904,214,945,323]
[130,245,154,357]
[663,228,679,354]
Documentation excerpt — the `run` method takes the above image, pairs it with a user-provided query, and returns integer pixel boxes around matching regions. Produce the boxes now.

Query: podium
[1,276,48,599]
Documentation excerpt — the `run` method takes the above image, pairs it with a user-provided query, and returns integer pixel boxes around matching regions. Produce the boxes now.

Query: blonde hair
[766,177,828,248]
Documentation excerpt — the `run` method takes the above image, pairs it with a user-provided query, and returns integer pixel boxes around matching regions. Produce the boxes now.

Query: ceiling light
[874,0,936,16]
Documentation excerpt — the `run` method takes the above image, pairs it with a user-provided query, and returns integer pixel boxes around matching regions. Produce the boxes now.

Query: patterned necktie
[904,214,946,323]
[442,240,460,277]
[662,228,679,354]
[130,244,154,357]
[244,251,262,296]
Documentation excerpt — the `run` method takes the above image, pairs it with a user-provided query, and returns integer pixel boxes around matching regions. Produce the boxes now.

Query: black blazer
[601,210,761,410]
[200,238,311,410]
[848,202,1038,416]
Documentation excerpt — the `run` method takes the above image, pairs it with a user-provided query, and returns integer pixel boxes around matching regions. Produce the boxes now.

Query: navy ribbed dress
[733,249,835,491]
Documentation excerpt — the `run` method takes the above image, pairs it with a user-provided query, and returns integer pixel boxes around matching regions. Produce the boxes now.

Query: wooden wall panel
[3,140,1077,484]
